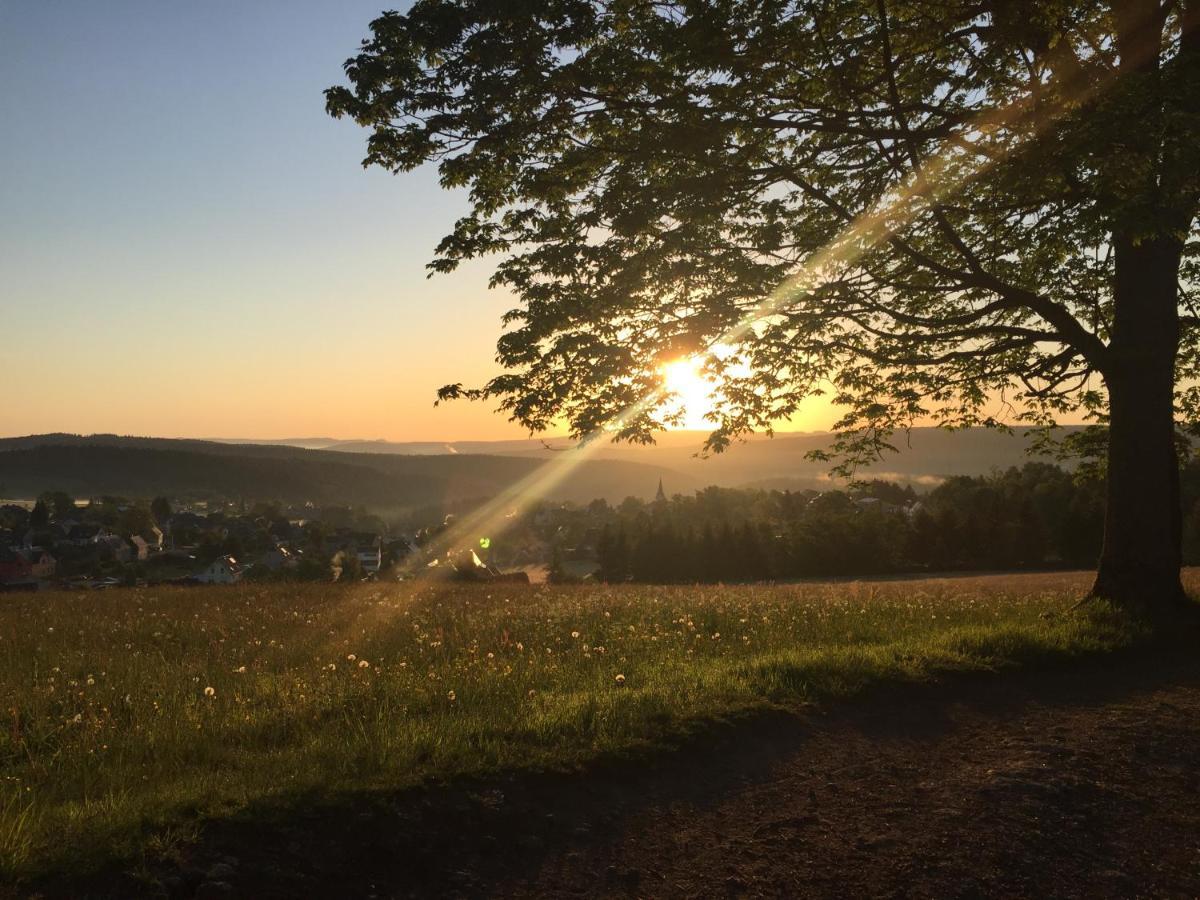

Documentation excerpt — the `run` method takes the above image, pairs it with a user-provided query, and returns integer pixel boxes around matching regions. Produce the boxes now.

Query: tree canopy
[328,0,1200,608]
[328,1,1198,456]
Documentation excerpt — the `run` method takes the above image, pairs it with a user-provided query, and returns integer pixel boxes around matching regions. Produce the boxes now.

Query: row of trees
[582,462,1200,583]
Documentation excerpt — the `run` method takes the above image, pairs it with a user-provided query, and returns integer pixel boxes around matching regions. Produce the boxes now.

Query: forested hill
[214,426,1082,489]
[0,436,696,510]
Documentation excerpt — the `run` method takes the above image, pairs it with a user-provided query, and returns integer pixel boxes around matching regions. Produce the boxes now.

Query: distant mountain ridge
[0,427,1076,512]
[0,434,696,511]
[205,426,1079,488]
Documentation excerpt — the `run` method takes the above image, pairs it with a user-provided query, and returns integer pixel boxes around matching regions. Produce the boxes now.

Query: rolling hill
[0,426,1074,513]
[215,426,1075,489]
[0,435,696,511]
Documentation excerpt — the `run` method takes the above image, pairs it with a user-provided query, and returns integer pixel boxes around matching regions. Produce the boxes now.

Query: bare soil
[40,646,1200,899]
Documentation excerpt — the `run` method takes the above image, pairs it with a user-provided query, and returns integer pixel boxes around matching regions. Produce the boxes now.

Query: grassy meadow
[0,571,1162,883]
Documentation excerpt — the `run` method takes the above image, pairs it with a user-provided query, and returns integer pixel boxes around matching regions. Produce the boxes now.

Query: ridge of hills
[213,426,1076,489]
[0,427,1072,512]
[0,435,695,512]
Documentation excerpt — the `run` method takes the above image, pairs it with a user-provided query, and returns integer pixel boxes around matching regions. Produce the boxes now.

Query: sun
[659,357,717,429]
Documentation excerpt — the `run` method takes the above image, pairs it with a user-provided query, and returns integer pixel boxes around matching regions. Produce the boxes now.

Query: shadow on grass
[25,626,1200,899]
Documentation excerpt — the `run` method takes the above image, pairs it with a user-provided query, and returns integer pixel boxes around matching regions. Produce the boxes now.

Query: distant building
[93,532,133,563]
[66,523,101,546]
[28,550,56,580]
[356,538,382,574]
[655,478,667,503]
[196,555,244,585]
[0,547,33,583]
[260,546,297,571]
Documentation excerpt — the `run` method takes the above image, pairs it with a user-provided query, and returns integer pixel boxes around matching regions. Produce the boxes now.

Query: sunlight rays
[386,48,1121,589]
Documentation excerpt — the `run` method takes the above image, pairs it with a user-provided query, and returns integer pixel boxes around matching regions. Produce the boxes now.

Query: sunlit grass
[0,571,1165,881]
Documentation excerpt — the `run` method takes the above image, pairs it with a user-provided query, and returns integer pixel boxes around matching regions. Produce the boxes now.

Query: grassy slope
[0,572,1158,882]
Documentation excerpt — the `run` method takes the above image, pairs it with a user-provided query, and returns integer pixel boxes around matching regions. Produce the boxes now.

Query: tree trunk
[1090,237,1189,618]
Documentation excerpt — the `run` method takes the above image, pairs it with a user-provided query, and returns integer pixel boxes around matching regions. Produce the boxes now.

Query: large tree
[327,0,1200,617]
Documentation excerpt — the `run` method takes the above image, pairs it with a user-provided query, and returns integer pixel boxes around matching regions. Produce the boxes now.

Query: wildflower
[528,689,536,698]
[571,631,580,639]
[204,686,216,698]
[358,659,369,669]
[347,653,356,661]
[234,666,246,674]
[447,690,456,702]
[86,675,95,686]
[615,674,626,685]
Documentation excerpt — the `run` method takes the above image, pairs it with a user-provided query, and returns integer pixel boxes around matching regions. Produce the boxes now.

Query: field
[0,572,1163,890]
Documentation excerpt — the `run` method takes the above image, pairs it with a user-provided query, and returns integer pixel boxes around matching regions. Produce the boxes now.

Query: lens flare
[660,357,716,430]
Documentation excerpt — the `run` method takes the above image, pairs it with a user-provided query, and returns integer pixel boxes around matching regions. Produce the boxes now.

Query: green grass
[0,571,1155,882]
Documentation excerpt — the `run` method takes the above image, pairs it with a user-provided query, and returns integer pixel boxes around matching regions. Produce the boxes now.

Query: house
[356,538,383,574]
[0,547,33,583]
[93,532,133,563]
[384,537,415,564]
[66,523,101,546]
[129,530,164,560]
[195,555,244,585]
[28,550,56,580]
[260,546,297,572]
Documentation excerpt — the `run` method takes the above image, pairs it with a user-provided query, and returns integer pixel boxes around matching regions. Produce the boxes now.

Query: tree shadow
[34,643,1200,899]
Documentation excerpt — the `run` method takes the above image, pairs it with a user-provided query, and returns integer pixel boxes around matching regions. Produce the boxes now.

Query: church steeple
[655,478,666,503]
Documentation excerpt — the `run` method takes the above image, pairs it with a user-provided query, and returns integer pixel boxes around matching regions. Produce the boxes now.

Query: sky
[0,1,853,444]
[0,1,598,441]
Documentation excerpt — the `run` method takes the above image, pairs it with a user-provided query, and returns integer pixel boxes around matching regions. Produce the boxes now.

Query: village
[0,462,1130,593]
[0,493,421,592]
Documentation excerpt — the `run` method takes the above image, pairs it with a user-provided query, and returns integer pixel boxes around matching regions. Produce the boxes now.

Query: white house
[195,555,244,585]
[356,539,382,574]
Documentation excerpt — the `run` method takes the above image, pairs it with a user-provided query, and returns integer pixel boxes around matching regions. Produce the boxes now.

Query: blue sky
[0,1,533,440]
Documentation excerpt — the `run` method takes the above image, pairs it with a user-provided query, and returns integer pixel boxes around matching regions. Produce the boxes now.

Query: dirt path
[57,649,1200,899]
[503,653,1200,899]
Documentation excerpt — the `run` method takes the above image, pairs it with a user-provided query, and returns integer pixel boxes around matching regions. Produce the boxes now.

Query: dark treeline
[586,462,1200,583]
